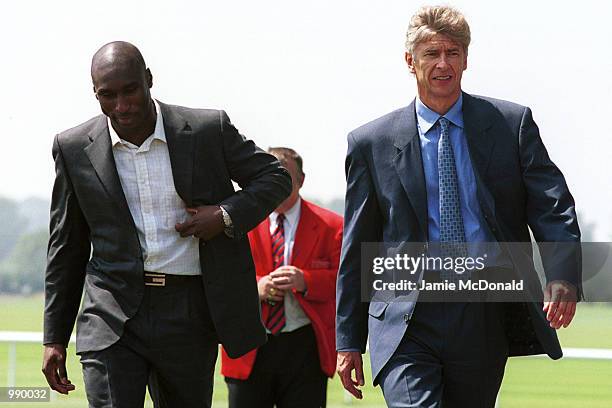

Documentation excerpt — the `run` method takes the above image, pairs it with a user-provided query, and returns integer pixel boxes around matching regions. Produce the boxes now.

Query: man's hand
[336,351,364,399]
[175,206,224,240]
[543,280,578,329]
[258,275,285,303]
[42,344,75,395]
[270,266,306,293]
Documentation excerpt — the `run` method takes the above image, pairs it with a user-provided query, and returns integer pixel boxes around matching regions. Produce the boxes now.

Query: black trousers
[225,324,328,408]
[80,275,218,408]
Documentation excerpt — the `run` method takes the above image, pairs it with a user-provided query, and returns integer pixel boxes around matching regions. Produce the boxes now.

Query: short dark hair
[91,41,148,79]
[268,147,304,175]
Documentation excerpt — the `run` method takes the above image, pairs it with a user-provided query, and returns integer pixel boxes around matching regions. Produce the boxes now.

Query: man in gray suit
[336,6,581,407]
[41,41,291,407]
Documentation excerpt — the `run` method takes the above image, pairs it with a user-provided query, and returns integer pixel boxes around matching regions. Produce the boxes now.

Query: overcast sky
[1,0,611,239]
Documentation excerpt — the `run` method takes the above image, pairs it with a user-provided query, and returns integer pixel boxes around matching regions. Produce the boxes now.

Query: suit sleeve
[217,111,292,237]
[336,133,382,353]
[518,107,582,295]
[300,220,343,303]
[44,136,91,347]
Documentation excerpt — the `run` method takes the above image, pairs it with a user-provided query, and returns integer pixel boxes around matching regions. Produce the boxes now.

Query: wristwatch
[219,206,234,238]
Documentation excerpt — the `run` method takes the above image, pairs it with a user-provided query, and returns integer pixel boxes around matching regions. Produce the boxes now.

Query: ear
[298,173,305,189]
[93,86,99,100]
[146,68,153,88]
[405,52,416,74]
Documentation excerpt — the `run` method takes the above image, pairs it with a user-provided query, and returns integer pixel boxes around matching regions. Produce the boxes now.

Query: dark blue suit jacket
[336,92,581,383]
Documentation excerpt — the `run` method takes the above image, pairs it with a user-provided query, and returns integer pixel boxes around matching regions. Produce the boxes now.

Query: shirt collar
[271,197,301,229]
[108,99,166,149]
[415,93,464,134]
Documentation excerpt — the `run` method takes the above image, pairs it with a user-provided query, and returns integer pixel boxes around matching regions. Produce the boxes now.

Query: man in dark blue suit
[336,5,581,407]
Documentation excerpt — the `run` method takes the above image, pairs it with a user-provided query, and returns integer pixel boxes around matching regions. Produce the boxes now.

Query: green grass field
[1,295,611,407]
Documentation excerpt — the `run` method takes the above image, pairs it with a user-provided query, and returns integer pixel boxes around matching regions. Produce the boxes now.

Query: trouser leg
[378,332,443,408]
[147,277,218,408]
[226,325,327,408]
[378,301,507,408]
[225,373,275,408]
[441,302,508,408]
[80,334,149,408]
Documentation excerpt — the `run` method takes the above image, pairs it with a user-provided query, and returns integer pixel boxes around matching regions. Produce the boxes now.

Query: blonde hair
[405,5,471,54]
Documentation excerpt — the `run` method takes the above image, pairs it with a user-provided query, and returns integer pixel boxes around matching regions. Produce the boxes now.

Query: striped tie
[266,214,286,335]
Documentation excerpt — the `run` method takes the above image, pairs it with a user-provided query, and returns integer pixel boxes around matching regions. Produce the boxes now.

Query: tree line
[0,195,608,302]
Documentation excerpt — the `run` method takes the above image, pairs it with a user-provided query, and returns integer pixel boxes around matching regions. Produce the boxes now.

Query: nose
[115,94,130,113]
[436,54,449,69]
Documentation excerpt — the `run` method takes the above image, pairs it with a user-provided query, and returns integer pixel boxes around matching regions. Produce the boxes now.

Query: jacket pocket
[368,302,389,319]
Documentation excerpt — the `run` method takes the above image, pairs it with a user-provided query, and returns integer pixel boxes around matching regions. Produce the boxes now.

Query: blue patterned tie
[438,117,468,282]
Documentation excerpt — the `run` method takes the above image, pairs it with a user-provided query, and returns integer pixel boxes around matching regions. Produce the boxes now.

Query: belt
[144,272,200,287]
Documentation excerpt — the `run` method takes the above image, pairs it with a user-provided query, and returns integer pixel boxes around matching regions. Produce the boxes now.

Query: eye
[97,91,115,99]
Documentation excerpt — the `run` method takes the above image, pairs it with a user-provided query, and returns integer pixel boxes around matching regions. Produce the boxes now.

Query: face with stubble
[91,43,155,139]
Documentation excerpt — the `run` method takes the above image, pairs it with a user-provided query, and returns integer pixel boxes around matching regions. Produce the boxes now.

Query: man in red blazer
[221,147,343,408]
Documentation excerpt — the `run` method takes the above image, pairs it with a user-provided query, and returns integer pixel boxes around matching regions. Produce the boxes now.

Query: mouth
[115,115,134,124]
[433,75,452,81]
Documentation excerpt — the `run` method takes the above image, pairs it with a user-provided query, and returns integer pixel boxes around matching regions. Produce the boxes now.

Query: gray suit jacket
[44,101,292,358]
[336,92,581,383]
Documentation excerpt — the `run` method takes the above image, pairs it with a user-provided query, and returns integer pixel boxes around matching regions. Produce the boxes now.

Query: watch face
[222,209,231,227]
[220,208,233,237]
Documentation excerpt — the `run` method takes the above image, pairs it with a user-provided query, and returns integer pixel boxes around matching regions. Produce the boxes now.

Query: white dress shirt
[109,100,201,275]
[269,198,311,332]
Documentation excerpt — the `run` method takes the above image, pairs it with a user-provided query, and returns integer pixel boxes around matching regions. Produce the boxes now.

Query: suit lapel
[256,218,274,272]
[392,103,428,239]
[159,102,194,207]
[291,201,319,266]
[84,116,133,217]
[462,92,497,217]
[462,92,496,181]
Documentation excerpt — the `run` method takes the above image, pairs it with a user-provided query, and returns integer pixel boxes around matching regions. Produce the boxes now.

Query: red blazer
[221,199,343,379]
